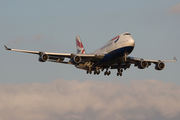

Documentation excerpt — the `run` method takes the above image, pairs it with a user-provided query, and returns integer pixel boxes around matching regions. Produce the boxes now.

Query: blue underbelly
[101,46,134,62]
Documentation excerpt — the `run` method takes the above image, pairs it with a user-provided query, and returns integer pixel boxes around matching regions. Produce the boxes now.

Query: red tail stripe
[76,39,83,48]
[81,49,85,54]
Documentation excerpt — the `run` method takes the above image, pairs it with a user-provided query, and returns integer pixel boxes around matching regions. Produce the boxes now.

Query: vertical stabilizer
[76,35,86,54]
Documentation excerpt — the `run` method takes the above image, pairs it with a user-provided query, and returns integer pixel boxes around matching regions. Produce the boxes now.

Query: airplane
[4,32,177,76]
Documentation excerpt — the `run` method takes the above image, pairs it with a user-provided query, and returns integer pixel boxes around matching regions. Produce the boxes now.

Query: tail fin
[76,35,86,54]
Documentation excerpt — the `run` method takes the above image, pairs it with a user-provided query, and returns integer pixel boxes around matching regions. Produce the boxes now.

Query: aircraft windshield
[124,33,131,35]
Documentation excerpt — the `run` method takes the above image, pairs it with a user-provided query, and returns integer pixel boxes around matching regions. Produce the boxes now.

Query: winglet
[4,45,11,50]
[174,57,177,61]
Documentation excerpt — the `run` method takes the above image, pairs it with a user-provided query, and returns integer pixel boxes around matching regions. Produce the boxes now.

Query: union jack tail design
[76,35,86,54]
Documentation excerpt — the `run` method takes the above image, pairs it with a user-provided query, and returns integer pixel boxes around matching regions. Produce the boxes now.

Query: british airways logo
[76,38,85,54]
[114,38,119,43]
[77,48,85,54]
[110,36,120,43]
[77,49,81,53]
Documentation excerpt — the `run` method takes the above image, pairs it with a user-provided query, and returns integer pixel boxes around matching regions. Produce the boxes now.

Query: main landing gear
[117,69,123,76]
[104,69,111,76]
[86,70,91,74]
[94,70,100,75]
[86,67,124,76]
[86,69,100,75]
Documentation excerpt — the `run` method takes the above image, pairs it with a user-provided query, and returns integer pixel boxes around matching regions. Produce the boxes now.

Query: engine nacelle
[38,54,49,62]
[138,61,148,69]
[70,55,82,64]
[155,62,165,70]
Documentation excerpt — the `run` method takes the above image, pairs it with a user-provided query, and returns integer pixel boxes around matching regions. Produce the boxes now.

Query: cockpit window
[124,33,131,35]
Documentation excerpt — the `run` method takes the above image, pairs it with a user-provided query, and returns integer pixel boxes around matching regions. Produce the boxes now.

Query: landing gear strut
[86,68,92,74]
[117,69,123,76]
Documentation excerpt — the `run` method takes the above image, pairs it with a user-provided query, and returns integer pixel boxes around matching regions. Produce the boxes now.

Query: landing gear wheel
[94,71,97,75]
[117,73,119,76]
[104,71,111,76]
[104,72,106,76]
[117,68,123,76]
[97,70,100,75]
[120,73,122,76]
[108,71,111,76]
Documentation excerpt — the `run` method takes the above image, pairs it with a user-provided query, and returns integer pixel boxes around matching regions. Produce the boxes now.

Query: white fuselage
[92,32,135,61]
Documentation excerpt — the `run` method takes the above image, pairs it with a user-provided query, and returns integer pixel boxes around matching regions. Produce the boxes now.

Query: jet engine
[155,62,165,70]
[138,61,148,69]
[38,53,49,62]
[71,55,82,64]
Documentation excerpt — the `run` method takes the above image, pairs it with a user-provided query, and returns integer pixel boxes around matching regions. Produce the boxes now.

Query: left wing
[4,45,104,63]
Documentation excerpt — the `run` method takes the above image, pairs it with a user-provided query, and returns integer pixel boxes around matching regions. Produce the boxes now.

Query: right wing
[111,56,177,70]
[127,56,177,63]
[4,45,104,63]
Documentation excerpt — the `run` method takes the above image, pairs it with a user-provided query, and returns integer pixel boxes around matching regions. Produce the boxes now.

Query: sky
[0,0,180,120]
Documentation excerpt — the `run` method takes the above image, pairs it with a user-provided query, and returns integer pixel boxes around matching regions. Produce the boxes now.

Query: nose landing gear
[117,69,123,76]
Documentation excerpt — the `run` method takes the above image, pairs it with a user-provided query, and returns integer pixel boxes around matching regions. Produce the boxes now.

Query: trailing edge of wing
[128,56,177,63]
[48,59,70,64]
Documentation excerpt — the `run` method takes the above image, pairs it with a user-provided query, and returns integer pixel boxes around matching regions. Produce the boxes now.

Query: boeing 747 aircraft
[4,32,177,76]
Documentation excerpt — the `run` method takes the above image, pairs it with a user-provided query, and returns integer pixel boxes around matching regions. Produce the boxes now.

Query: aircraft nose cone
[129,38,135,47]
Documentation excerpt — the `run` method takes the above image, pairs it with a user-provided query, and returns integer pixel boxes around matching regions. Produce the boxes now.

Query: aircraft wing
[111,56,177,70]
[127,56,177,63]
[4,45,104,62]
